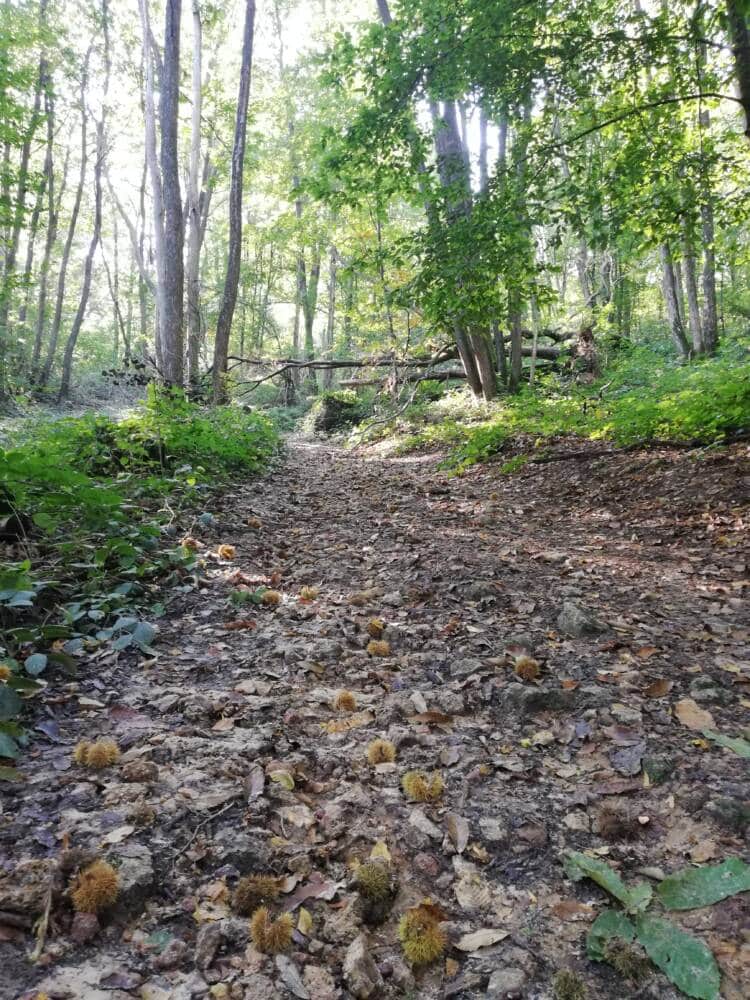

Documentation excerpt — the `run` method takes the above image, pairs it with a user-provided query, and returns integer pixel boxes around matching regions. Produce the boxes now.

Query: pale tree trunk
[40,50,91,388]
[30,88,59,380]
[726,0,750,139]
[212,0,256,401]
[298,250,321,393]
[698,89,719,353]
[160,0,185,385]
[186,0,203,389]
[58,0,111,401]
[529,294,540,387]
[660,244,690,357]
[681,224,704,354]
[321,245,337,389]
[138,0,166,369]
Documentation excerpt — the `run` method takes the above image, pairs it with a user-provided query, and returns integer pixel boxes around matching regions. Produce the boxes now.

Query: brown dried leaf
[644,678,672,698]
[674,698,716,731]
[445,813,470,854]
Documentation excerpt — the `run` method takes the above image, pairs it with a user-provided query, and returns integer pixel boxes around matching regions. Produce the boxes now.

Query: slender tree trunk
[321,244,337,389]
[30,88,59,380]
[212,0,256,401]
[681,225,704,354]
[660,245,690,357]
[187,0,203,390]
[160,0,185,385]
[58,0,111,401]
[726,0,750,139]
[40,51,91,388]
[16,165,47,350]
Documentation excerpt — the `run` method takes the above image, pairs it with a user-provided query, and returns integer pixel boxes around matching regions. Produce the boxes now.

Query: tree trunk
[726,0,750,139]
[40,51,91,388]
[58,0,111,401]
[187,0,203,390]
[660,245,690,357]
[30,87,59,380]
[212,0,256,402]
[681,225,704,354]
[321,244,337,389]
[160,0,185,386]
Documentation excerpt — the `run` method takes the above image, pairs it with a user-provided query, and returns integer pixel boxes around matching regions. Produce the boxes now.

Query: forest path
[7,438,750,1000]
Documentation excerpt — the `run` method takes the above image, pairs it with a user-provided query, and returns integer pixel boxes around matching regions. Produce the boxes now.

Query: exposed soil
[2,438,748,1000]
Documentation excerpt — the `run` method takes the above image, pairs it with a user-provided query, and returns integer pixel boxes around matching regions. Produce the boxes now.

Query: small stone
[563,811,591,832]
[643,755,675,785]
[610,703,642,725]
[413,852,440,875]
[323,894,361,944]
[704,796,750,834]
[408,808,443,840]
[486,966,527,998]
[121,760,158,783]
[152,937,188,971]
[478,818,508,843]
[557,602,606,638]
[195,922,223,970]
[111,843,154,914]
[504,683,576,717]
[275,954,310,999]
[243,973,281,1000]
[342,933,384,999]
[70,911,100,944]
[302,965,338,1000]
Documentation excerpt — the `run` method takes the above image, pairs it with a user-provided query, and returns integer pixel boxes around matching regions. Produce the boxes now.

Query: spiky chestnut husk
[366,738,396,764]
[72,741,92,765]
[553,970,588,1000]
[181,536,199,551]
[0,664,11,681]
[398,904,446,965]
[300,586,319,600]
[70,860,119,913]
[217,544,236,560]
[333,690,357,712]
[603,940,651,983]
[262,589,282,606]
[401,770,444,802]
[597,803,642,841]
[367,639,390,657]
[514,655,540,682]
[249,906,294,954]
[354,861,391,901]
[233,874,283,916]
[85,740,120,768]
[367,618,385,639]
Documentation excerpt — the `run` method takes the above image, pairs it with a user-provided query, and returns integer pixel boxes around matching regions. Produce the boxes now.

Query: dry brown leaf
[635,646,659,659]
[320,710,375,734]
[407,710,454,726]
[212,717,235,732]
[643,678,672,698]
[223,619,257,631]
[455,928,509,952]
[674,697,716,731]
[551,899,596,921]
[445,813,470,854]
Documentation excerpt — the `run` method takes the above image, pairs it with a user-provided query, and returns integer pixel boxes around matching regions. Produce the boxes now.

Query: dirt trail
[3,439,749,1000]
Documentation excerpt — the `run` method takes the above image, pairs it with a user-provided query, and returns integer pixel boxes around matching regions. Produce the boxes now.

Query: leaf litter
[1,437,749,999]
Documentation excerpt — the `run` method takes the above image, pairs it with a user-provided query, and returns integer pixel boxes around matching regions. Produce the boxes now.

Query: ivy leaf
[563,850,652,913]
[587,908,636,961]
[0,684,22,722]
[656,859,750,911]
[0,731,19,759]
[112,633,134,651]
[132,621,157,648]
[702,730,750,759]
[635,914,720,1000]
[24,653,48,676]
[0,765,22,781]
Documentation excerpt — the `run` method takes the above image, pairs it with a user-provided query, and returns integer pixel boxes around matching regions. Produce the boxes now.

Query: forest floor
[2,437,749,1000]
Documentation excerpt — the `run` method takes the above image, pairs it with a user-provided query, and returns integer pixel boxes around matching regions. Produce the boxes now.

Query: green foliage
[0,392,278,758]
[306,389,372,434]
[568,851,749,999]
[701,730,750,758]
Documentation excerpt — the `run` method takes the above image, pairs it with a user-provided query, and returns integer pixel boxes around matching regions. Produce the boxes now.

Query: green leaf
[132,621,157,647]
[563,850,652,913]
[635,914,719,1000]
[0,684,22,721]
[657,859,750,911]
[0,731,19,758]
[112,633,134,651]
[0,765,23,781]
[24,653,48,676]
[587,908,636,961]
[702,730,750,759]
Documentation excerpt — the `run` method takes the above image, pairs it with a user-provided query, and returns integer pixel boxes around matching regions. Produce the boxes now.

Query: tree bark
[726,0,750,139]
[681,225,704,354]
[30,86,59,380]
[159,0,185,386]
[660,245,690,357]
[186,0,204,389]
[212,0,256,402]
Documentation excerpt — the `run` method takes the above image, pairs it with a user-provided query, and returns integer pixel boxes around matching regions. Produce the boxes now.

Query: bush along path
[1,437,748,1000]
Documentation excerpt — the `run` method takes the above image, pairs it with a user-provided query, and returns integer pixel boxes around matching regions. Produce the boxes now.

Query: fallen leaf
[446,813,470,854]
[455,928,509,952]
[674,698,716,731]
[223,619,257,631]
[644,678,672,698]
